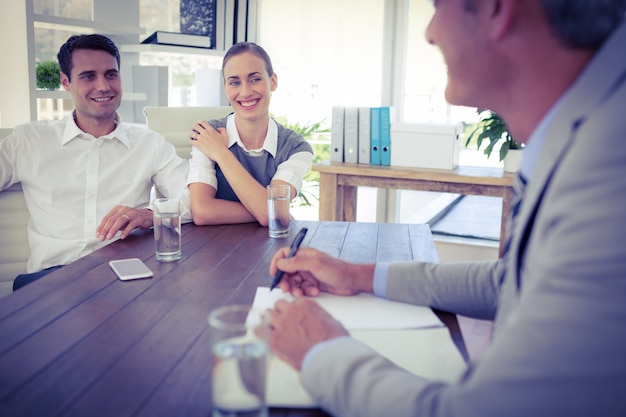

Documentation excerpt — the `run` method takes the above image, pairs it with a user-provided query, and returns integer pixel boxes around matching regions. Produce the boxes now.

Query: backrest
[144,106,233,159]
[0,128,30,297]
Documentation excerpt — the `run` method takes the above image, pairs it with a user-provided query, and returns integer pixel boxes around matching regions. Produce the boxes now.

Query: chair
[0,128,30,297]
[143,106,233,159]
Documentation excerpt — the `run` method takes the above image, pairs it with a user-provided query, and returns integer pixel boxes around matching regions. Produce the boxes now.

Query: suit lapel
[507,22,626,290]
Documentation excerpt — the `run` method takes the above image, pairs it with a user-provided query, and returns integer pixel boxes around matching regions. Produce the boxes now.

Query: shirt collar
[226,114,278,157]
[61,111,130,149]
[519,94,565,181]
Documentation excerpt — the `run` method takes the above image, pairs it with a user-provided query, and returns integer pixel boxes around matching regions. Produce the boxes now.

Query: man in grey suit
[265,1,626,416]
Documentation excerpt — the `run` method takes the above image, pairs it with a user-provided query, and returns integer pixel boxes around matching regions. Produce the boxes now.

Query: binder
[358,107,371,164]
[380,106,392,166]
[330,106,345,162]
[343,107,359,163]
[370,107,381,165]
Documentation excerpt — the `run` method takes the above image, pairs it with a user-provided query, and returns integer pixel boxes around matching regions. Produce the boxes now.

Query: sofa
[0,128,29,297]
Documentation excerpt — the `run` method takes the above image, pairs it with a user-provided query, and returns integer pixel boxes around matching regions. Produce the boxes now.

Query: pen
[269,227,308,291]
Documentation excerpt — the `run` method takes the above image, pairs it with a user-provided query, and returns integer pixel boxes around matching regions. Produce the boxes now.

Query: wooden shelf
[33,14,145,35]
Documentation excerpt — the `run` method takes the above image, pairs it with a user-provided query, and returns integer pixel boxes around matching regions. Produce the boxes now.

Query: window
[257,0,496,230]
[138,0,223,107]
[257,0,385,124]
[34,0,91,20]
[258,0,477,127]
[32,0,95,121]
[140,0,180,35]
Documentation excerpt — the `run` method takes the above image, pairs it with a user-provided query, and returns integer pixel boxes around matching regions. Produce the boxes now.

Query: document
[252,288,467,407]
[252,287,443,330]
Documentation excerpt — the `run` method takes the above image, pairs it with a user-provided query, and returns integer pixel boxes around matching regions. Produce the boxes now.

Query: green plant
[36,60,61,90]
[466,109,522,161]
[274,116,331,207]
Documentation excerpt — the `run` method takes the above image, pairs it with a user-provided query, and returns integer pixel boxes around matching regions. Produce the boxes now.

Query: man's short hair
[542,0,626,49]
[57,34,120,81]
[462,0,625,49]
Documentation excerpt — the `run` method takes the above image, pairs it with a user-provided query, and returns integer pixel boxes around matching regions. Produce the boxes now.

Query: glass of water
[267,184,290,238]
[208,305,269,417]
[152,198,181,262]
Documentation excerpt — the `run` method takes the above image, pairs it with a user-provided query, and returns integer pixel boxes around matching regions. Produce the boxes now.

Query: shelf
[35,90,147,101]
[33,14,145,35]
[120,44,226,57]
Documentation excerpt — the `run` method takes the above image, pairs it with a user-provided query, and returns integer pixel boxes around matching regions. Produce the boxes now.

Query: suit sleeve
[302,254,626,417]
[386,260,502,320]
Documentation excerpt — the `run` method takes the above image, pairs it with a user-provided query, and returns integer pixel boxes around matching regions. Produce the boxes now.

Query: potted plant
[36,60,61,90]
[466,109,523,171]
[273,116,330,207]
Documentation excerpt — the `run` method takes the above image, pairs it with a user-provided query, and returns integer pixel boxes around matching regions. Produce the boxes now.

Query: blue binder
[380,106,391,166]
[370,107,381,165]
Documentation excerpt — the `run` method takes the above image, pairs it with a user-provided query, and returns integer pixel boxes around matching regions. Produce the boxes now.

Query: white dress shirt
[0,114,189,273]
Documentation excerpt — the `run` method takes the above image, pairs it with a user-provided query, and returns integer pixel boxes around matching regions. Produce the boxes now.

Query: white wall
[0,1,31,127]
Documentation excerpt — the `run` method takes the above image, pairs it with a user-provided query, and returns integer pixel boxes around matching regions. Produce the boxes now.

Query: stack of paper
[251,288,467,407]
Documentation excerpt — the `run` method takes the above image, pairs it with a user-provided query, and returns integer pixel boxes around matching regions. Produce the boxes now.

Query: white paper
[253,287,465,407]
[266,328,467,407]
[252,287,443,330]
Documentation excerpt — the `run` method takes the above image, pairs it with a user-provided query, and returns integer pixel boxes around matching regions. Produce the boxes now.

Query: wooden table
[0,221,467,417]
[312,162,516,256]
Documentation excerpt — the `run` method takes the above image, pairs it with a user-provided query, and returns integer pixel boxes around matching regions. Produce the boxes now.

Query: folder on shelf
[380,106,392,166]
[370,107,382,165]
[330,106,345,162]
[343,107,359,163]
[358,107,371,164]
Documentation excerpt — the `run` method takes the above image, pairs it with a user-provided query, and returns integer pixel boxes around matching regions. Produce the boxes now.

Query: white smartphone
[109,258,153,281]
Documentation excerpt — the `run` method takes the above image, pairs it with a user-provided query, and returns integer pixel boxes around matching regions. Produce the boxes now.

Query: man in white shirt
[0,34,189,290]
[265,1,626,416]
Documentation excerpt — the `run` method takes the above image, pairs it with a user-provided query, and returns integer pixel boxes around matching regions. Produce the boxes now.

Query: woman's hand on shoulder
[190,120,229,162]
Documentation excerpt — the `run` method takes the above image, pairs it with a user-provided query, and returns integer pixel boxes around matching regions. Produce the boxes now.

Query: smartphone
[109,258,153,281]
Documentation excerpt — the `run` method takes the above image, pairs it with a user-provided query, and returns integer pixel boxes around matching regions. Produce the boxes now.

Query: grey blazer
[301,22,626,417]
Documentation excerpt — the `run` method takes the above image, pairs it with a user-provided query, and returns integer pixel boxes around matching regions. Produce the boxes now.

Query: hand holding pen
[269,227,308,291]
